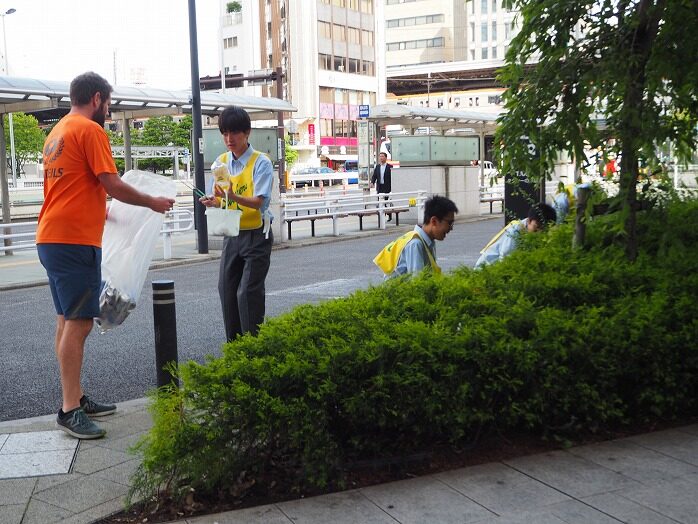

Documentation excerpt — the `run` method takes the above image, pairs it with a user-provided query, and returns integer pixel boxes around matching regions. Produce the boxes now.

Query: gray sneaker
[80,394,116,417]
[56,408,106,439]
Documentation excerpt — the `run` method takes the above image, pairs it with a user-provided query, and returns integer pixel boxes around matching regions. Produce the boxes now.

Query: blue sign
[358,104,370,118]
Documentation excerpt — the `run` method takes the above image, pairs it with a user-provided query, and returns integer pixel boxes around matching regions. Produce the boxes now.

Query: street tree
[495,0,698,259]
[4,113,46,176]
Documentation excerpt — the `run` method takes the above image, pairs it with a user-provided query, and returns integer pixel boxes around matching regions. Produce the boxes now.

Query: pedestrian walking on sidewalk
[36,72,175,439]
[199,106,274,341]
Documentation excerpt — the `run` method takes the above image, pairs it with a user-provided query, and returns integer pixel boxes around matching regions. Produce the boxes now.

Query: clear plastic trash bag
[95,170,177,334]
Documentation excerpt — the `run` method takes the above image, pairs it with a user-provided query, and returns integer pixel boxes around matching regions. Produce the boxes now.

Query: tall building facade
[384,0,518,70]
[217,0,386,167]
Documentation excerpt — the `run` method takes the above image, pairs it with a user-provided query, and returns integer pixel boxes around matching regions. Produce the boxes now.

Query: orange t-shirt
[36,114,117,247]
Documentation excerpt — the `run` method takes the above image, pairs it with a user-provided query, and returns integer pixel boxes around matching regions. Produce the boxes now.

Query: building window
[348,27,360,44]
[492,21,497,40]
[481,0,488,14]
[470,0,475,15]
[332,0,346,6]
[348,57,360,73]
[481,22,488,42]
[386,14,446,28]
[469,49,475,60]
[348,0,359,9]
[333,24,346,41]
[361,60,374,75]
[492,46,497,58]
[223,37,234,48]
[481,47,488,59]
[386,37,445,51]
[333,55,347,71]
[505,21,511,39]
[488,95,502,105]
[360,0,373,13]
[492,0,497,13]
[470,22,475,41]
[318,53,332,70]
[318,21,332,39]
[362,30,374,46]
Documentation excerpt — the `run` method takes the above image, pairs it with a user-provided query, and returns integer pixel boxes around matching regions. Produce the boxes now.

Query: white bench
[480,184,504,213]
[281,190,427,240]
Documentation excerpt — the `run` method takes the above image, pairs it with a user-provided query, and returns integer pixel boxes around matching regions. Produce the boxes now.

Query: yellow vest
[216,151,263,230]
[374,230,441,276]
[480,220,521,254]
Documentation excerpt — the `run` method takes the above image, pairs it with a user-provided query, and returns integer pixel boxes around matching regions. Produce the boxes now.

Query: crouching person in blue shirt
[475,203,556,268]
[374,195,458,278]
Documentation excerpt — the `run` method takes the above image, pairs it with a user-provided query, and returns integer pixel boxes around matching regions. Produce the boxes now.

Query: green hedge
[130,200,698,504]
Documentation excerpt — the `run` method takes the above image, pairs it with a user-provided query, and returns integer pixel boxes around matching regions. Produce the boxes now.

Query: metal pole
[122,115,132,172]
[152,280,179,388]
[188,0,208,253]
[0,114,12,254]
[2,11,16,188]
[275,66,286,194]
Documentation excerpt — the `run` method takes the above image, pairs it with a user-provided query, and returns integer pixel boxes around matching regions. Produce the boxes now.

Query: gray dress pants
[218,227,273,341]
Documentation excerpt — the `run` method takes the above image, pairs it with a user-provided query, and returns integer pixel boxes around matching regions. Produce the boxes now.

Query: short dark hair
[70,72,112,106]
[423,195,458,223]
[528,203,557,228]
[219,106,251,134]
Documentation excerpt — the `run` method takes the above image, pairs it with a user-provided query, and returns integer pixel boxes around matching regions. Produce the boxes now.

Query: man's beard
[92,104,107,127]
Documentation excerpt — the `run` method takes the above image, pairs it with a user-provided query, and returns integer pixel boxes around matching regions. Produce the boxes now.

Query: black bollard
[152,280,179,388]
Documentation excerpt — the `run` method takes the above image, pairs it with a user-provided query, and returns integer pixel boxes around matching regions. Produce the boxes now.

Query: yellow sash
[374,230,441,275]
[480,220,521,254]
[216,151,263,230]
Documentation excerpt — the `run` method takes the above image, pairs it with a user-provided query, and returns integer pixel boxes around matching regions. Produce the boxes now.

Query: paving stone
[95,431,145,454]
[92,458,140,486]
[0,435,7,451]
[436,462,570,515]
[0,477,35,505]
[582,492,679,523]
[92,411,152,441]
[277,490,397,524]
[187,504,293,523]
[72,445,131,475]
[55,496,125,524]
[567,438,698,483]
[21,498,73,524]
[618,475,698,523]
[678,424,698,437]
[34,472,84,493]
[543,499,622,523]
[0,504,24,524]
[0,449,76,480]
[0,431,76,454]
[627,429,698,466]
[32,475,126,513]
[361,474,495,523]
[468,510,567,524]
[504,449,640,498]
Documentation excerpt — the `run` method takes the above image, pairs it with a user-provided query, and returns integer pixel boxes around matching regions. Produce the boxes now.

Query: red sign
[308,123,315,145]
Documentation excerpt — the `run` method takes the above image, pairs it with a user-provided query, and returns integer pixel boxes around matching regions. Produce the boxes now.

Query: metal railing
[0,209,194,259]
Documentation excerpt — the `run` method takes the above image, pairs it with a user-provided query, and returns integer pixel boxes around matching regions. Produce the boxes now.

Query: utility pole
[275,66,286,194]
[188,0,208,254]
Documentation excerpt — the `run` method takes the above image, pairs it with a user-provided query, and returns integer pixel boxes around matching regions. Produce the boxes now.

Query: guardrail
[281,190,427,240]
[0,209,194,260]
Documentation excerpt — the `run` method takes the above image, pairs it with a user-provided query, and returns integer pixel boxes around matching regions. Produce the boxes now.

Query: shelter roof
[0,75,295,121]
[367,104,501,133]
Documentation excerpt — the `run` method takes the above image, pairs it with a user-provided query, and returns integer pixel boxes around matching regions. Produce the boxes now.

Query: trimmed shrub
[130,200,698,505]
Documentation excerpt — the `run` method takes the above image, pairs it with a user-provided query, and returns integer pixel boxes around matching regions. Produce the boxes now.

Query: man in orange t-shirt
[36,72,175,440]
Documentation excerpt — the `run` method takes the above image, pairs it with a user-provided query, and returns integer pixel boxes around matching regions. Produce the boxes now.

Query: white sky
[1,0,222,90]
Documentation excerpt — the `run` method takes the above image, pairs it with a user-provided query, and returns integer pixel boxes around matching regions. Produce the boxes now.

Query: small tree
[495,0,698,260]
[4,113,46,176]
[226,1,242,13]
[285,136,298,170]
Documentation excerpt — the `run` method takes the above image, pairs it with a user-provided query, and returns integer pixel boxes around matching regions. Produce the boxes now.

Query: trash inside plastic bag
[94,170,176,334]
[95,282,136,332]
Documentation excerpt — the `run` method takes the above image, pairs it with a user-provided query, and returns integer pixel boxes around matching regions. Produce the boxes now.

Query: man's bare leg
[55,317,92,413]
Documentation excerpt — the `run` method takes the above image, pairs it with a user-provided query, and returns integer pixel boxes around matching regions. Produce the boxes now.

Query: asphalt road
[0,217,502,422]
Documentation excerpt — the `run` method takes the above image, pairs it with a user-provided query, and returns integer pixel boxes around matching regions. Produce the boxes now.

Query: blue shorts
[37,243,102,320]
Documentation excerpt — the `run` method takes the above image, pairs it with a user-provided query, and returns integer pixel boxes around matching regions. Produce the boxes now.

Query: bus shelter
[0,75,296,226]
